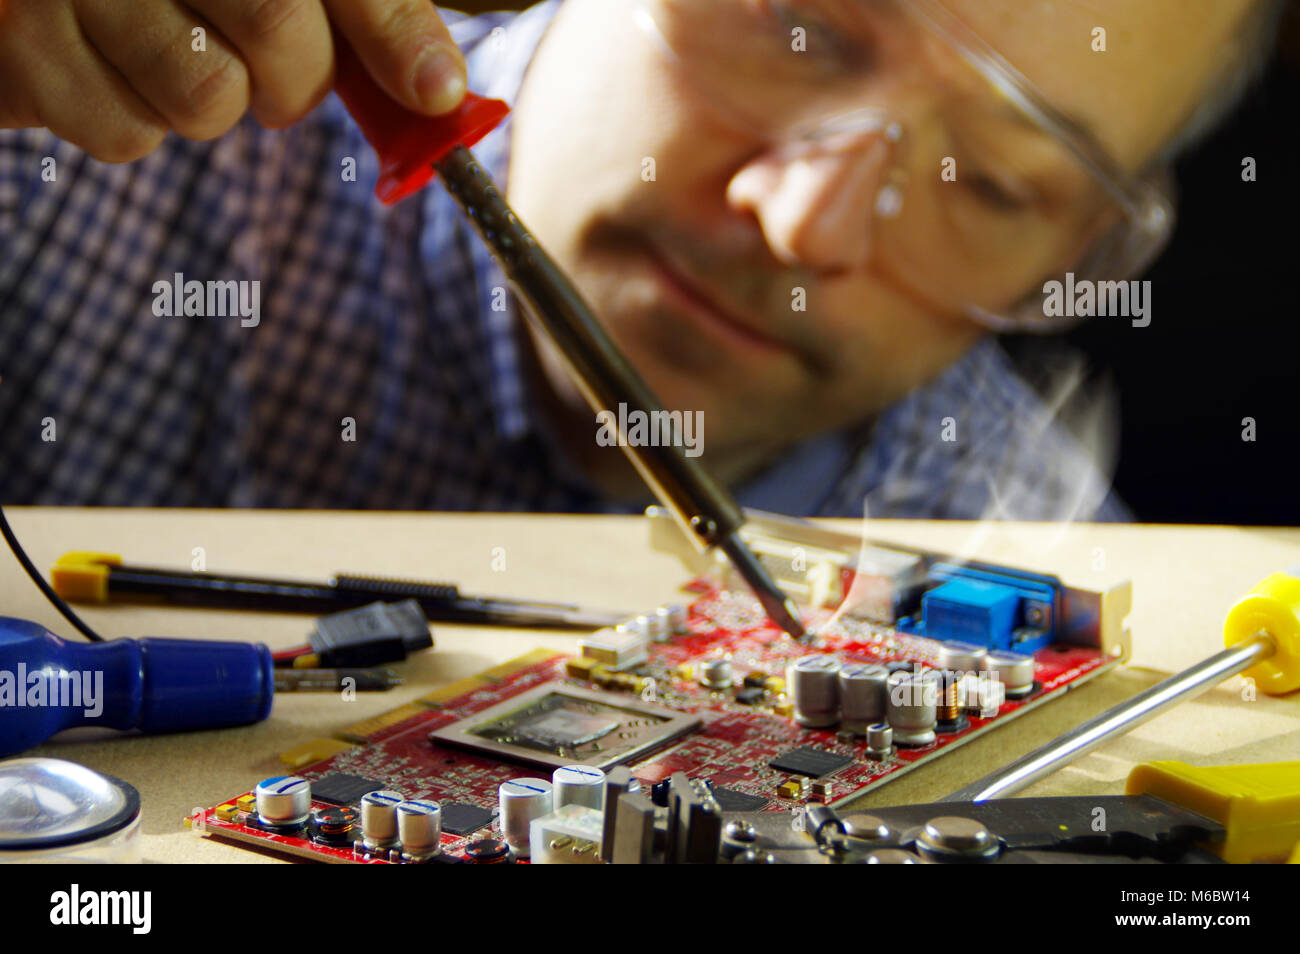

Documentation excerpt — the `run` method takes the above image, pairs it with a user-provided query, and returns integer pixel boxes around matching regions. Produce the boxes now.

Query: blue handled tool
[0,616,274,757]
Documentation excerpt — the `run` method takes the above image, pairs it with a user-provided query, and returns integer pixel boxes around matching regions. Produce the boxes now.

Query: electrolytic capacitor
[662,603,689,635]
[866,722,893,758]
[886,669,939,746]
[498,777,553,858]
[360,790,404,849]
[553,766,605,811]
[699,657,734,689]
[254,775,312,828]
[396,799,442,859]
[645,609,671,642]
[938,641,989,674]
[838,662,888,732]
[788,654,842,727]
[987,651,1036,694]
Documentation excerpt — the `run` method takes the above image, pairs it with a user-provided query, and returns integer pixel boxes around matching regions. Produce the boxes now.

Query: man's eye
[765,1,868,66]
[963,170,1033,214]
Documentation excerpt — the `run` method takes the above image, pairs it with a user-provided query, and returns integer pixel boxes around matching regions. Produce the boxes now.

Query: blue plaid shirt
[0,1,1127,521]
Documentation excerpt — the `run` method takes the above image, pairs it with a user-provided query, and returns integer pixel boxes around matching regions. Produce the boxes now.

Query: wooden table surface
[3,508,1297,862]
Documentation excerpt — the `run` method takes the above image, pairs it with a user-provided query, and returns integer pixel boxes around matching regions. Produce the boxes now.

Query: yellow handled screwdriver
[945,569,1300,803]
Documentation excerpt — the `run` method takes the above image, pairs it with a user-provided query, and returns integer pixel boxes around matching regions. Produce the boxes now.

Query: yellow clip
[49,552,122,603]
[1126,760,1300,864]
[279,737,357,770]
[1222,571,1300,695]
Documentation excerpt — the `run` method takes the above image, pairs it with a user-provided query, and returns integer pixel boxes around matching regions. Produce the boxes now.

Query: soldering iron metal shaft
[434,145,805,640]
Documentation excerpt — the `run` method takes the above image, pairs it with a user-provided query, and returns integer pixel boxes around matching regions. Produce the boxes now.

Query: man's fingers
[4,2,168,161]
[184,0,333,128]
[73,0,250,142]
[322,0,466,115]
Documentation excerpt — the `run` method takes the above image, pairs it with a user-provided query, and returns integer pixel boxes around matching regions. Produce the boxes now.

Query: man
[0,1,1280,517]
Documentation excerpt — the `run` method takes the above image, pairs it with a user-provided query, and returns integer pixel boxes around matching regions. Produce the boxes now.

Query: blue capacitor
[0,616,274,756]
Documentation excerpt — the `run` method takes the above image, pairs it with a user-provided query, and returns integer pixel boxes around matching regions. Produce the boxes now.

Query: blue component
[922,579,1020,650]
[926,563,1061,653]
[0,616,275,757]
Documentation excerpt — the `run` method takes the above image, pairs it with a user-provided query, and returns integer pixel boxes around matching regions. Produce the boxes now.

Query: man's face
[506,0,1253,484]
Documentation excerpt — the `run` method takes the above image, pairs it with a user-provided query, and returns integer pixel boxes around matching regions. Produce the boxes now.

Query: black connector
[308,600,433,667]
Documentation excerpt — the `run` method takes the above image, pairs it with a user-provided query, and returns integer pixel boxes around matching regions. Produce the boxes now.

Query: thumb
[324,0,467,115]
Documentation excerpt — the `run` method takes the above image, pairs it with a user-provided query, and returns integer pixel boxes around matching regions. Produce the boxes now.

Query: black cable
[0,504,104,642]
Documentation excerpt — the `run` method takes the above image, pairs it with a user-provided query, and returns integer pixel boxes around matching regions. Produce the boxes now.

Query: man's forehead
[932,0,1259,168]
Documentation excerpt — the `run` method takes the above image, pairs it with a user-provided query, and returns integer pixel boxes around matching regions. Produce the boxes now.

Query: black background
[1009,19,1298,526]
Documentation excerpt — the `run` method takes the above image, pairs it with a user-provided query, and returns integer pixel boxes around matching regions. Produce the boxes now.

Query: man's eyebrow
[984,82,1109,159]
[1018,102,1101,150]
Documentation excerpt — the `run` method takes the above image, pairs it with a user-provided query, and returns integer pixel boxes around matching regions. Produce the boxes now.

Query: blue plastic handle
[0,616,274,756]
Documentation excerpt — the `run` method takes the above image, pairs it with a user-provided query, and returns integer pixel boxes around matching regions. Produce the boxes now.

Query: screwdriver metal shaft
[944,631,1276,802]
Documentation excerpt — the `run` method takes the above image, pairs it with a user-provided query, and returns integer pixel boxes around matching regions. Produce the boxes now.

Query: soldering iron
[329,36,806,641]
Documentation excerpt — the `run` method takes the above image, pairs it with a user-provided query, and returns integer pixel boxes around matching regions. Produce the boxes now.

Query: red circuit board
[190,584,1115,863]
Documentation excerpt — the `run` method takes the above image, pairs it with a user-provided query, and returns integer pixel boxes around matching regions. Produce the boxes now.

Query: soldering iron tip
[718,532,807,641]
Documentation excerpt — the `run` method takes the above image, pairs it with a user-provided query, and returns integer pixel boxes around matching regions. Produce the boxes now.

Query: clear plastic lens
[0,758,142,863]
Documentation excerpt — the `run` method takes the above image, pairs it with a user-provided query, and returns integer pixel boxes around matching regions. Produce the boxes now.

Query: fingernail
[413,46,466,114]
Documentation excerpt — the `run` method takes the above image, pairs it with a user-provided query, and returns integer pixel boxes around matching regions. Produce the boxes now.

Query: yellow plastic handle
[49,551,122,603]
[1223,571,1300,695]
[1127,760,1300,864]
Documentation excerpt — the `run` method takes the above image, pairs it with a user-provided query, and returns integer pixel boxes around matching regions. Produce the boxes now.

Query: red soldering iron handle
[332,35,510,205]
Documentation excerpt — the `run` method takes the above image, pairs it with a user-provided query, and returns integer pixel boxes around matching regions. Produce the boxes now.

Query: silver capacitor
[645,609,671,642]
[553,766,605,811]
[396,799,442,859]
[788,654,842,727]
[987,651,1035,694]
[360,790,404,849]
[838,662,888,732]
[662,603,689,635]
[937,641,989,674]
[866,722,893,759]
[886,669,939,746]
[254,775,311,827]
[699,657,734,689]
[498,777,553,857]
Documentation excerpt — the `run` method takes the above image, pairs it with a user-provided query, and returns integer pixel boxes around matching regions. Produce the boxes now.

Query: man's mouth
[640,242,796,359]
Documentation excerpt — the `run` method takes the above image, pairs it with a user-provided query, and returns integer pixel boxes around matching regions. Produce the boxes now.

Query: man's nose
[726,127,899,275]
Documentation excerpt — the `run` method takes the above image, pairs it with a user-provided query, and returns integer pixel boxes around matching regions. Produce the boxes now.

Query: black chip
[709,786,768,812]
[441,802,495,836]
[768,746,852,778]
[312,773,386,805]
[735,687,765,705]
[742,671,768,689]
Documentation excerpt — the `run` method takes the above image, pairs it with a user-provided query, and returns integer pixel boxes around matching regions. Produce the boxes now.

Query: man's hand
[0,0,468,162]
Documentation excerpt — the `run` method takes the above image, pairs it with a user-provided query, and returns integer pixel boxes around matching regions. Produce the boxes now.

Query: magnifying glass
[0,757,142,863]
